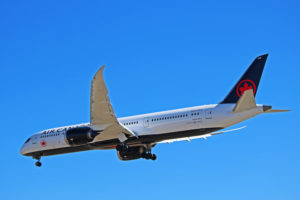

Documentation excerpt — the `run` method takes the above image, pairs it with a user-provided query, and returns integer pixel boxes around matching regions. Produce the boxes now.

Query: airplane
[20,54,290,167]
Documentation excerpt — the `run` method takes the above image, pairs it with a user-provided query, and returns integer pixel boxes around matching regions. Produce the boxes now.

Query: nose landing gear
[33,155,42,167]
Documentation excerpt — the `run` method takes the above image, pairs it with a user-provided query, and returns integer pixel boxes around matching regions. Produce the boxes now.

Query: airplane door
[205,109,212,119]
[143,117,149,127]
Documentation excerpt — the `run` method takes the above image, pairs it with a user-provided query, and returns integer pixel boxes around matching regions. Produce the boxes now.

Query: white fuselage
[20,103,265,156]
[20,54,289,166]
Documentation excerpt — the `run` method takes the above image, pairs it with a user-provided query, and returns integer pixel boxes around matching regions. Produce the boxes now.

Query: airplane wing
[158,126,246,144]
[90,65,118,129]
[90,66,136,141]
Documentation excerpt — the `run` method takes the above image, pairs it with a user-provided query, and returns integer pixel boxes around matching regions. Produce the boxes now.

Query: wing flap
[93,123,137,142]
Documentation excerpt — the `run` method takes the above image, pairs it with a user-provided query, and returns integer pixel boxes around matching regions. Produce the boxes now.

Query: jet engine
[65,127,98,146]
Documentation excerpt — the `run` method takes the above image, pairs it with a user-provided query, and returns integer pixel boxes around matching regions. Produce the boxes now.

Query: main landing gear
[116,143,128,152]
[143,143,157,160]
[116,143,157,161]
[33,155,42,167]
[141,152,157,160]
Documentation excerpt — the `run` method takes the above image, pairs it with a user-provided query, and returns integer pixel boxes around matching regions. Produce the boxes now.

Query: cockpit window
[25,138,31,144]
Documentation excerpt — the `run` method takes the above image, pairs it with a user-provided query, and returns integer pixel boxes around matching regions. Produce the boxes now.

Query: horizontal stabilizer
[233,89,256,113]
[264,109,291,113]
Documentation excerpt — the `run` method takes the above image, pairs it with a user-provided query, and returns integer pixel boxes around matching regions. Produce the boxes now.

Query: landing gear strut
[33,155,42,167]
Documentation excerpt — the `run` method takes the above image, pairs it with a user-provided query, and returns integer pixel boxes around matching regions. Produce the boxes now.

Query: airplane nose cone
[20,145,26,156]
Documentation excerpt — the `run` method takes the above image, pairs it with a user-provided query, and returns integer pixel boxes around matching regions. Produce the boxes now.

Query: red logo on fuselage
[41,140,47,147]
[236,79,256,97]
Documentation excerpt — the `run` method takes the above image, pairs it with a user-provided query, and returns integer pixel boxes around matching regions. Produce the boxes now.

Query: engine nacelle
[117,146,146,161]
[65,127,98,146]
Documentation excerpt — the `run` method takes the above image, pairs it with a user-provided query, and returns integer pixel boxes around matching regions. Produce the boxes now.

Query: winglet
[93,65,105,80]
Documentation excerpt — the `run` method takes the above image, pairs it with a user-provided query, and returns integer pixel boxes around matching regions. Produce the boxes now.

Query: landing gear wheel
[151,154,157,161]
[141,152,147,159]
[142,153,154,160]
[35,161,42,167]
[116,144,128,152]
[145,153,152,160]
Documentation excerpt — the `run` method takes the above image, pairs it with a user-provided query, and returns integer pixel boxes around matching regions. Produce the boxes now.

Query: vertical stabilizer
[220,54,268,104]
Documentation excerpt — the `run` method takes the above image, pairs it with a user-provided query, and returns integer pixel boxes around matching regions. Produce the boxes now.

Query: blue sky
[1,0,299,199]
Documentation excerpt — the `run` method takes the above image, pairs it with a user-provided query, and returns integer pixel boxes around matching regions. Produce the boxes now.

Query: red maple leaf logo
[41,140,47,147]
[239,82,253,94]
[236,80,256,97]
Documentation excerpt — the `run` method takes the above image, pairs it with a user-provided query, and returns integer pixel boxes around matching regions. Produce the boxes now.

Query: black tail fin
[220,54,268,104]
